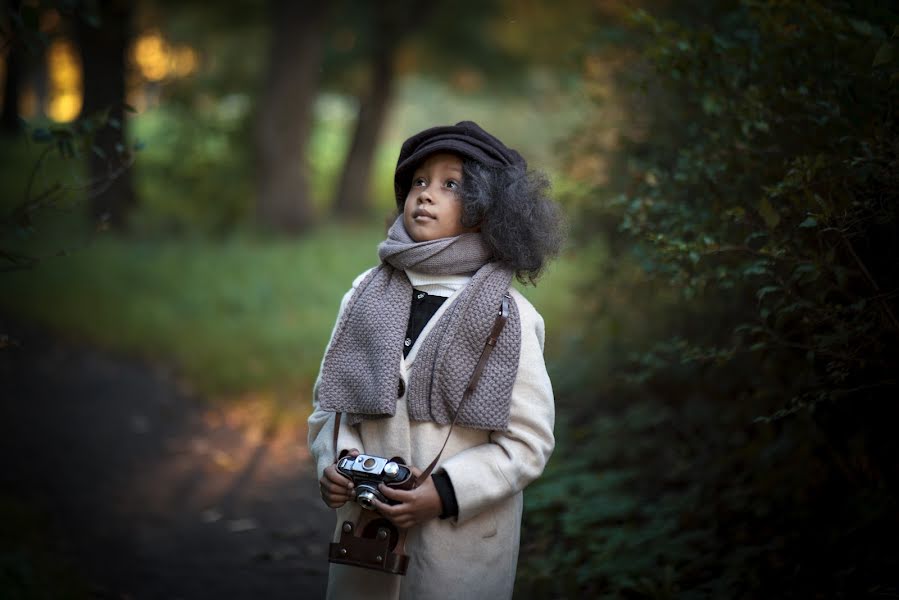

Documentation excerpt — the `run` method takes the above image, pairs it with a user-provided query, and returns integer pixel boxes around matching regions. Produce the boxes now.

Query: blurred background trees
[2,0,898,597]
[75,0,135,227]
[254,0,327,233]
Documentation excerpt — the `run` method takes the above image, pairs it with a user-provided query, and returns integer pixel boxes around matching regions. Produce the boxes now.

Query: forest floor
[0,315,333,599]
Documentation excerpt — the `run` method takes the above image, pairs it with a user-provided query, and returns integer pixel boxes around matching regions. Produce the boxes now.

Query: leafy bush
[518,1,899,597]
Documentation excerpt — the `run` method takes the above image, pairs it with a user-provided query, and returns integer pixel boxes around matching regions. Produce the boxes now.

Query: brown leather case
[328,520,410,575]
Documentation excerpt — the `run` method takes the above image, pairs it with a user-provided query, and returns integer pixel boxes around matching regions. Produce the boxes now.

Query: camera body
[336,454,415,510]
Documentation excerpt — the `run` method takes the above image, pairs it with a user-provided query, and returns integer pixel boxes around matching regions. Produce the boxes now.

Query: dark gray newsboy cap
[393,120,526,209]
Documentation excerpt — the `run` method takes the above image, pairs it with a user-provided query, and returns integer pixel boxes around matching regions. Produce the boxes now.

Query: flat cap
[394,120,526,209]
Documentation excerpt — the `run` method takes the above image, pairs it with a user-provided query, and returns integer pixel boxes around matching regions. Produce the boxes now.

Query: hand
[319,448,360,508]
[370,467,443,529]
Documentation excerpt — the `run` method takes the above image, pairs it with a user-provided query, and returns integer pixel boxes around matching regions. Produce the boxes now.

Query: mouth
[412,208,435,220]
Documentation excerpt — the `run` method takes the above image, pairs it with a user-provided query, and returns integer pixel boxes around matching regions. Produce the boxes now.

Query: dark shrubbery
[518,2,899,597]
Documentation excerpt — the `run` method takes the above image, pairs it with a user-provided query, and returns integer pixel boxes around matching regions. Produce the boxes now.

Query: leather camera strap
[331,293,512,490]
[413,292,510,487]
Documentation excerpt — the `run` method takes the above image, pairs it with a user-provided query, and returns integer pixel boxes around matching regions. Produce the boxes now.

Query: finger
[326,488,350,500]
[323,465,351,483]
[324,475,353,492]
[321,487,348,507]
[321,479,353,496]
[379,483,414,503]
[323,488,351,502]
[409,466,422,478]
[347,448,361,457]
[323,470,354,489]
[370,497,402,520]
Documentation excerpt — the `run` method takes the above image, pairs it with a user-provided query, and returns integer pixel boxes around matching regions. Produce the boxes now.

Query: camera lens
[357,490,376,510]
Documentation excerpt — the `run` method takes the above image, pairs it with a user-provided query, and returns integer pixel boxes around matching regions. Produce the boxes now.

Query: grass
[0,219,584,412]
[2,222,381,400]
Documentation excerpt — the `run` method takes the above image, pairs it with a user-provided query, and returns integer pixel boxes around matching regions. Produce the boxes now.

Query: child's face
[402,152,479,242]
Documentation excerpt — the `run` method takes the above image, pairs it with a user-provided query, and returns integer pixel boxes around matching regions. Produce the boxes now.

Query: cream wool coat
[307,268,555,600]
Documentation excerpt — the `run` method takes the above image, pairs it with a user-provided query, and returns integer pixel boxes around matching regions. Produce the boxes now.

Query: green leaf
[743,261,770,277]
[758,198,780,229]
[849,18,876,37]
[756,286,781,301]
[798,216,818,228]
[873,42,894,67]
[31,128,53,143]
[790,263,819,284]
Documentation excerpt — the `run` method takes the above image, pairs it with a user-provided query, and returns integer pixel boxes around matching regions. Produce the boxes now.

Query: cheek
[447,197,465,222]
[401,198,414,219]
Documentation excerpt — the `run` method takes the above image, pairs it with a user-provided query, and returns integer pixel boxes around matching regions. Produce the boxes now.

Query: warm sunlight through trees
[131,30,198,83]
[45,38,80,121]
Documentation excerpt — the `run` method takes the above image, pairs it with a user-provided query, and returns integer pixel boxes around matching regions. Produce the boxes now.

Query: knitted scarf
[316,215,521,431]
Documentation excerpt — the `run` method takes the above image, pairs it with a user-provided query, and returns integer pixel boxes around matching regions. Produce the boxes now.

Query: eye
[445,179,459,190]
[413,177,426,187]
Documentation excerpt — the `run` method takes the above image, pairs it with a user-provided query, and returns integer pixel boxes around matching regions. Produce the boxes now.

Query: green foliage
[614,1,899,416]
[129,101,253,235]
[1,109,139,272]
[519,1,899,597]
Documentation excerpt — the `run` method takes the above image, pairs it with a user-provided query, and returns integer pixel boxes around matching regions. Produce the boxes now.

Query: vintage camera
[336,454,415,510]
[330,453,415,574]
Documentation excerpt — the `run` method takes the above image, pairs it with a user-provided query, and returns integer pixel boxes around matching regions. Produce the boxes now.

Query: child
[307,121,564,599]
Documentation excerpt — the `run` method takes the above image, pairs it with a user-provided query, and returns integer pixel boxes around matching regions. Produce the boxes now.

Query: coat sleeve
[437,292,556,524]
[306,270,372,481]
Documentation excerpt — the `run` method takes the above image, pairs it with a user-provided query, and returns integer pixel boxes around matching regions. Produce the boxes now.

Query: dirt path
[0,317,333,599]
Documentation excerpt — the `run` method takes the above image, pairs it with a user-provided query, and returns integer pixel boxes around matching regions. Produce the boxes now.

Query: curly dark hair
[453,159,566,285]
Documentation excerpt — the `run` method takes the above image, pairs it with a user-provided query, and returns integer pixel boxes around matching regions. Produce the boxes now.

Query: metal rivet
[404,338,412,347]
[376,555,383,562]
[377,529,388,539]
[417,293,425,299]
[339,548,347,556]
[342,523,352,533]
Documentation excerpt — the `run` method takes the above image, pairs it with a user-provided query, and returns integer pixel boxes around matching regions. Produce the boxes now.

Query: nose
[416,188,433,204]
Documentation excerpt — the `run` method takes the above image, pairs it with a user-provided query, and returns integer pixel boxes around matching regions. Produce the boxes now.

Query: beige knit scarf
[316,215,521,431]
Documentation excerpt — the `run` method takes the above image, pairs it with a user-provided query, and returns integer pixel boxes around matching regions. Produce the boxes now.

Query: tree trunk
[331,37,397,219]
[1,0,23,135]
[331,50,396,218]
[76,0,135,230]
[253,0,327,234]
